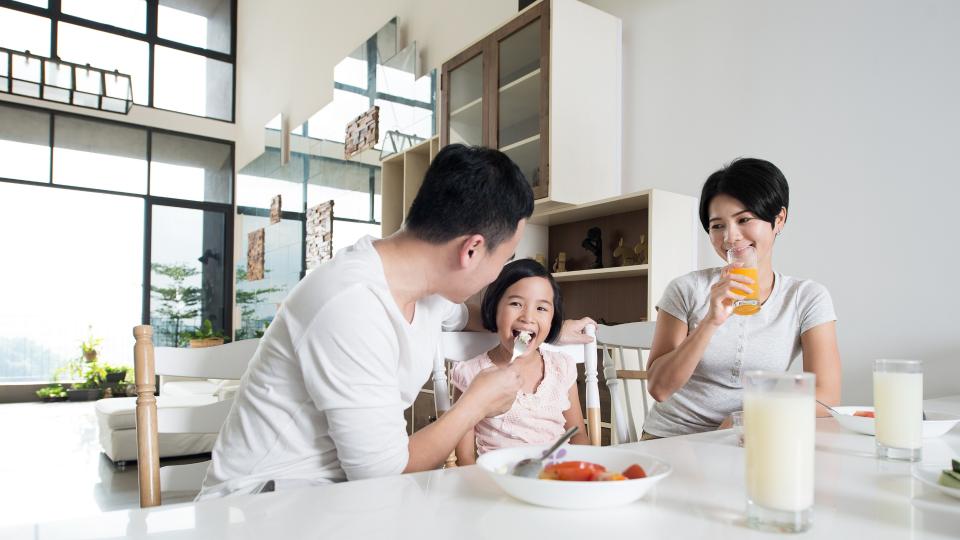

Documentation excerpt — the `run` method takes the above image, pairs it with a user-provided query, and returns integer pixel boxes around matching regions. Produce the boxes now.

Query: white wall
[584,0,960,402]
[235,0,517,168]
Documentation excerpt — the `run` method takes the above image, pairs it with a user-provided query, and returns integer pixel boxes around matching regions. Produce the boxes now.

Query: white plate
[476,444,670,510]
[913,466,960,501]
[828,406,960,438]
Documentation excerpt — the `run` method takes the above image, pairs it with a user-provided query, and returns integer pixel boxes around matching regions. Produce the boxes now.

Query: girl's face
[495,276,555,358]
[707,193,785,265]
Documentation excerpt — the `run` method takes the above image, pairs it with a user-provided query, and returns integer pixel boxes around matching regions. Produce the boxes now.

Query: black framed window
[0,0,236,121]
[0,100,235,387]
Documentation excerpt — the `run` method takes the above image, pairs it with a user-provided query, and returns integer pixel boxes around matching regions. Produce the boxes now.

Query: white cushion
[95,395,218,430]
[161,380,220,396]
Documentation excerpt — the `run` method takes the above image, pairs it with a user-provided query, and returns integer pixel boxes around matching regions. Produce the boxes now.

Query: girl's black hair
[480,259,564,343]
[699,157,790,231]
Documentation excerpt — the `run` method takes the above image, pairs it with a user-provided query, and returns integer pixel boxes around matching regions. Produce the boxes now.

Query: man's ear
[457,234,486,269]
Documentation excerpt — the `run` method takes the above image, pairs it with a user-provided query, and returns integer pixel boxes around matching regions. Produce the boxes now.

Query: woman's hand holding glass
[706,265,755,327]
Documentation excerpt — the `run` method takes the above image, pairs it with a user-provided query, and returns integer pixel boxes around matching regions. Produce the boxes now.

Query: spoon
[512,426,579,478]
[816,399,841,416]
[817,399,926,420]
[509,331,532,364]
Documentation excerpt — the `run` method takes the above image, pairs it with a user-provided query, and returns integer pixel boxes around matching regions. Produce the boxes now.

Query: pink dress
[449,347,578,455]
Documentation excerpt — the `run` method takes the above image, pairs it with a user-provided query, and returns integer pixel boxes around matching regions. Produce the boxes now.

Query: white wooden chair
[132,325,259,508]
[432,325,599,465]
[596,322,657,444]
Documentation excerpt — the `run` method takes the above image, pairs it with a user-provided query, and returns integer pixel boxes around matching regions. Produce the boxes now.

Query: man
[199,144,591,498]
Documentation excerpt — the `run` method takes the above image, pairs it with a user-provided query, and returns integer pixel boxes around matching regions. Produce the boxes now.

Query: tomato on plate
[539,461,607,481]
[623,463,647,479]
[853,411,875,418]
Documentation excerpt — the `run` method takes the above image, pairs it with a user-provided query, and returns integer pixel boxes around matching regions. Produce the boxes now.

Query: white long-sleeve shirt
[197,236,467,499]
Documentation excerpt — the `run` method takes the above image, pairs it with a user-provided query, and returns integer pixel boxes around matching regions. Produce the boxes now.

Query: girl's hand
[705,264,754,327]
[461,364,522,418]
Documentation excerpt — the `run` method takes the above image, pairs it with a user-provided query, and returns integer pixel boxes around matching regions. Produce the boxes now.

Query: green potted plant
[65,360,105,401]
[81,325,103,363]
[182,319,228,348]
[36,384,67,402]
[103,364,128,383]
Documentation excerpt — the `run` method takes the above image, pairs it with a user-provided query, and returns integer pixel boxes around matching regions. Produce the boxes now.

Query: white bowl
[828,406,960,438]
[475,444,670,509]
[912,466,960,501]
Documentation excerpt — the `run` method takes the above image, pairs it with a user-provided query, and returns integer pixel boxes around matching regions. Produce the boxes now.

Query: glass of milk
[743,371,815,533]
[873,359,923,461]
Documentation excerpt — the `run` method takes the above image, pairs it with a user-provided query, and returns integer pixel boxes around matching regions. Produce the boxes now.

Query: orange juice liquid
[730,267,760,315]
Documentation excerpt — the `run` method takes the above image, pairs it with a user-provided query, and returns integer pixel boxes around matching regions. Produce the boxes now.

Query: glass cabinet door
[445,52,485,147]
[495,8,548,199]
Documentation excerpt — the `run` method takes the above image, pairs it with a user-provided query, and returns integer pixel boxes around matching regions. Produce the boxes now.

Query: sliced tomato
[539,461,607,481]
[853,411,875,418]
[623,463,647,479]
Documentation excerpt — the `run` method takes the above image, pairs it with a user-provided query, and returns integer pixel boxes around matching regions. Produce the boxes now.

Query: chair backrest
[132,325,259,507]
[596,321,656,444]
[432,325,600,446]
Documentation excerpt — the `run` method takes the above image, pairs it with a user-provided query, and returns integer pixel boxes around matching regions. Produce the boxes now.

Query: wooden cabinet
[519,189,698,323]
[380,136,439,237]
[441,0,622,208]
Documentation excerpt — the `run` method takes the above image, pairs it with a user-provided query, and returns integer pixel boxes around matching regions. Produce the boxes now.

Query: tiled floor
[0,401,199,528]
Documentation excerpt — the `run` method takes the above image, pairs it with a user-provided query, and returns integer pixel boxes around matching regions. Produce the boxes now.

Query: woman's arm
[452,388,478,465]
[800,321,841,417]
[562,384,590,444]
[647,268,752,402]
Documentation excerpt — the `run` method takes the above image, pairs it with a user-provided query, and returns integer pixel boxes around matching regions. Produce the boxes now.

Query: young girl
[451,259,589,465]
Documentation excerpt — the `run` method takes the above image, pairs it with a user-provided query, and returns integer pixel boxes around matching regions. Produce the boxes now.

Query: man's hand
[459,364,522,418]
[557,317,597,344]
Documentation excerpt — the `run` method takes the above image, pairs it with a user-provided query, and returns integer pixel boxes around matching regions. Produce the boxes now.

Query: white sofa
[94,377,239,467]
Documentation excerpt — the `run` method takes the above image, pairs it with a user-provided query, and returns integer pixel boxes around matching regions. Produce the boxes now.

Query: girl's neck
[489,344,541,366]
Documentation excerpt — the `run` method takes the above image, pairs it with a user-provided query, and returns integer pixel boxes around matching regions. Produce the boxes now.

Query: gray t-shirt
[644,268,837,437]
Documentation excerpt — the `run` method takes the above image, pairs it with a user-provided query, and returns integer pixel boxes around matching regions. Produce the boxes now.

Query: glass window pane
[0,104,50,183]
[235,213,301,340]
[53,116,147,193]
[154,45,233,120]
[334,45,367,89]
[61,0,146,33]
[0,182,143,382]
[307,157,373,221]
[375,99,433,148]
[11,0,48,7]
[159,0,232,54]
[237,149,304,210]
[150,205,228,346]
[305,89,370,143]
[57,22,149,105]
[332,220,380,254]
[0,7,51,56]
[150,133,232,203]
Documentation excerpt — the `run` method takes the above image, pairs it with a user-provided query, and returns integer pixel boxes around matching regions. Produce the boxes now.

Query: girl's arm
[452,388,477,465]
[800,321,841,417]
[562,384,590,445]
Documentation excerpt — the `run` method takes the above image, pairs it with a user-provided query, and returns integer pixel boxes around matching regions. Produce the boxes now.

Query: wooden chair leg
[134,325,161,508]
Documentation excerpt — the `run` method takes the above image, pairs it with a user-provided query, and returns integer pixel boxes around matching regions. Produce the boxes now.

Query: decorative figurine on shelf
[534,253,546,268]
[613,237,637,266]
[634,234,648,265]
[581,227,603,269]
[552,252,567,273]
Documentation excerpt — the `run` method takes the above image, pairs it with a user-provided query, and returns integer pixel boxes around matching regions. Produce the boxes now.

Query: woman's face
[495,276,555,358]
[706,194,785,265]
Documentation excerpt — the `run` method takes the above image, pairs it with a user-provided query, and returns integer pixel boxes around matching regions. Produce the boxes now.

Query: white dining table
[3,397,959,540]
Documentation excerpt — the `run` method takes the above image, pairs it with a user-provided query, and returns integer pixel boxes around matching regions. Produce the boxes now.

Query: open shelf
[552,265,648,283]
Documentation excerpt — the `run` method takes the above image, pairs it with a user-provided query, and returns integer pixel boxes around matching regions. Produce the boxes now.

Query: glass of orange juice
[727,246,760,315]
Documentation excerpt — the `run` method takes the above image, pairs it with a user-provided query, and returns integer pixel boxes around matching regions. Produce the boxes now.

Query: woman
[643,158,841,438]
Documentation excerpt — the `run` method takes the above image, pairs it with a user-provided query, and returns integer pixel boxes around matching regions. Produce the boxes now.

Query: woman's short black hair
[698,157,790,231]
[481,259,564,344]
